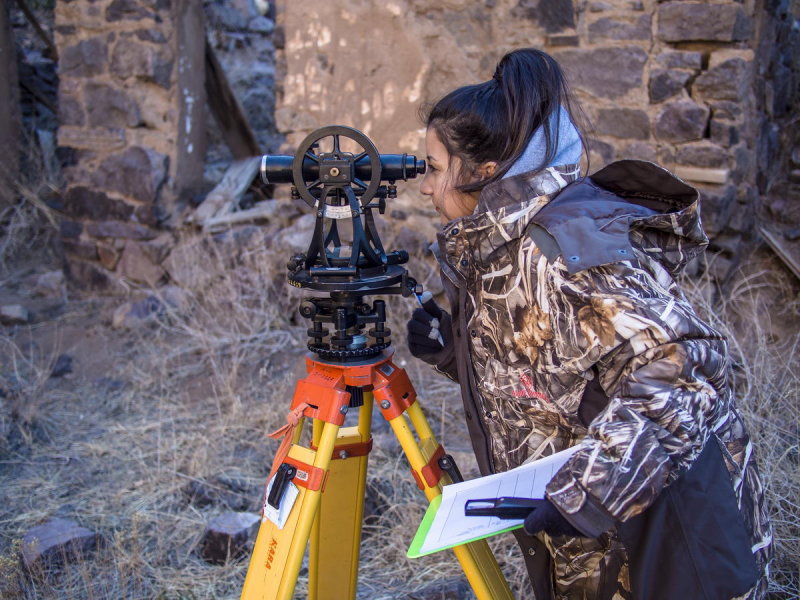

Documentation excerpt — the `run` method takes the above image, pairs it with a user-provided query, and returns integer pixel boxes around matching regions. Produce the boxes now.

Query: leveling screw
[380,400,390,409]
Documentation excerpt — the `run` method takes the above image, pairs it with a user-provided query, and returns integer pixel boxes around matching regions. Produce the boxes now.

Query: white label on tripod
[262,477,299,529]
[324,205,354,219]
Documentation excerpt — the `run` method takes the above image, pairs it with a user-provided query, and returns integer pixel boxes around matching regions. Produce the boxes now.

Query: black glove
[407,292,453,365]
[523,498,582,538]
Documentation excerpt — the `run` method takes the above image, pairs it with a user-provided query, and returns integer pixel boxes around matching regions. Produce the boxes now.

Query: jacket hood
[435,164,581,275]
[436,159,708,280]
[535,160,708,275]
[502,106,583,179]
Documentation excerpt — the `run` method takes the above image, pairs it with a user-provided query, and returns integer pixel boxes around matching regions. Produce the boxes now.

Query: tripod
[239,126,514,600]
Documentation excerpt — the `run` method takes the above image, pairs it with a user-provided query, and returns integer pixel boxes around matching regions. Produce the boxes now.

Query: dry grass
[0,190,58,275]
[0,132,60,277]
[0,230,798,599]
[0,228,299,598]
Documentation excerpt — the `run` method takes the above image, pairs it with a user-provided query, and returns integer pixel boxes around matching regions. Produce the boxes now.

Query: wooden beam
[205,40,261,159]
[18,76,57,114]
[189,156,261,227]
[12,0,57,60]
[172,0,207,200]
[0,1,21,208]
[759,226,800,281]
[203,201,282,232]
[674,166,729,185]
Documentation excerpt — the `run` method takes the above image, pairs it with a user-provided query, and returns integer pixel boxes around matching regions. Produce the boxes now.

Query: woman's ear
[476,161,498,179]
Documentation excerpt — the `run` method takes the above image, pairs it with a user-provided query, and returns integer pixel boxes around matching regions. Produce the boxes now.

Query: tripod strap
[267,402,312,480]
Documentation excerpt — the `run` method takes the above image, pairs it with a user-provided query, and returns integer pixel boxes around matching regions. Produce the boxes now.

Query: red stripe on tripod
[310,438,374,460]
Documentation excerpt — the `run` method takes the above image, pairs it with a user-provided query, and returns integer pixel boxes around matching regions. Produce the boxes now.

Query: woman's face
[420,128,479,224]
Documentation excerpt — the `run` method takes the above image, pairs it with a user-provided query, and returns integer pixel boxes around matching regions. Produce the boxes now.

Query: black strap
[578,366,609,428]
[527,223,561,264]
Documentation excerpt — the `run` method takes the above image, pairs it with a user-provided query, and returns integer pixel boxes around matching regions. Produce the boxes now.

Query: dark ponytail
[424,48,586,193]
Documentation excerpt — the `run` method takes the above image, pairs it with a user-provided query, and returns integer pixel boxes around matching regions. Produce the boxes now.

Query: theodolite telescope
[259,125,426,362]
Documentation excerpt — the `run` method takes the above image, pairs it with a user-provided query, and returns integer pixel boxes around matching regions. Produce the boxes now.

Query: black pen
[464,497,541,519]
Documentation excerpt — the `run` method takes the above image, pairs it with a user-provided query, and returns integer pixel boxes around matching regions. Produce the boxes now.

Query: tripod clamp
[267,463,297,510]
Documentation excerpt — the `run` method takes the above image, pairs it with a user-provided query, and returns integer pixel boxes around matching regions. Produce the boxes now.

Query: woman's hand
[523,498,582,538]
[407,292,453,365]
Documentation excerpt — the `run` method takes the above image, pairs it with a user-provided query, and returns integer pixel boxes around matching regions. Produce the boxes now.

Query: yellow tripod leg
[308,396,373,600]
[240,420,340,600]
[390,401,514,600]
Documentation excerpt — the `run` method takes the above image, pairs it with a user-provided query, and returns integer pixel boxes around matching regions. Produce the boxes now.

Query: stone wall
[55,0,206,289]
[274,0,800,276]
[50,0,798,288]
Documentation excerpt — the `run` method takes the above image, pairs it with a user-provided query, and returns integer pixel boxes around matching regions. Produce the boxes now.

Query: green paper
[407,494,523,558]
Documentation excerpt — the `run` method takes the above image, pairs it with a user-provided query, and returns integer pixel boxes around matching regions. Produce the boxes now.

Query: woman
[407,48,771,600]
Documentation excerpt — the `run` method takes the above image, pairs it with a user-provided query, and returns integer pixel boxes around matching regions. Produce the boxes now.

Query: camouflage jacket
[431,160,772,600]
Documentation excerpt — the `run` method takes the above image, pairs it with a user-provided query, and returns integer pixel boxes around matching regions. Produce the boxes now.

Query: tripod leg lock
[268,463,297,510]
[438,453,464,484]
[268,456,329,511]
[285,456,328,492]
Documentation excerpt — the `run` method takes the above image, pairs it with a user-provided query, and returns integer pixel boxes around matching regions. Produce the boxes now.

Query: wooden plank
[0,1,21,208]
[172,0,206,198]
[204,201,281,232]
[759,225,800,281]
[205,40,261,159]
[190,156,262,226]
[12,0,57,60]
[18,75,57,114]
[674,166,729,185]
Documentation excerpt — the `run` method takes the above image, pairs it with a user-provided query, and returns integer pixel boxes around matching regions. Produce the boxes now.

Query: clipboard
[408,495,524,558]
[407,446,579,558]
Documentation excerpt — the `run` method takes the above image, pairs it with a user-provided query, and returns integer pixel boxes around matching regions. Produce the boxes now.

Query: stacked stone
[544,0,757,265]
[55,0,205,289]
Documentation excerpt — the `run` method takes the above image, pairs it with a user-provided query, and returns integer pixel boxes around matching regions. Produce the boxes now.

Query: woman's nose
[420,174,432,196]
